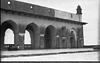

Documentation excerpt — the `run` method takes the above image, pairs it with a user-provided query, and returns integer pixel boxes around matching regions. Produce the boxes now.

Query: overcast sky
[17,0,99,45]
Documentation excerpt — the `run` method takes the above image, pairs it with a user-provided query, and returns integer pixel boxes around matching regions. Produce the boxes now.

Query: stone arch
[1,20,17,50]
[70,28,77,41]
[61,26,67,48]
[70,29,77,48]
[44,25,56,49]
[25,23,40,49]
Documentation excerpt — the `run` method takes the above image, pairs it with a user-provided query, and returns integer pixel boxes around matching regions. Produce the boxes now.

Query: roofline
[1,0,87,25]
[1,8,87,25]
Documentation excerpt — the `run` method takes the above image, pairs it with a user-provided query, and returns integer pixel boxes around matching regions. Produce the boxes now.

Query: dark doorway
[70,37,75,48]
[44,25,56,49]
[44,27,52,49]
[25,23,39,49]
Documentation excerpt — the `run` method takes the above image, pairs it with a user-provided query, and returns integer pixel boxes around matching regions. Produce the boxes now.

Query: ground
[1,48,100,61]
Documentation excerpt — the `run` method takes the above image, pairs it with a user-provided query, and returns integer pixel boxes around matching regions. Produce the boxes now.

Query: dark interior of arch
[44,25,56,49]
[2,21,16,33]
[25,23,38,49]
[25,25,34,49]
[70,37,74,48]
[45,27,52,49]
[70,31,75,48]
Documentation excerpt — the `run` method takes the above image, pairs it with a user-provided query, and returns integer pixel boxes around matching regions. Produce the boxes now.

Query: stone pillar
[80,38,84,48]
[59,37,62,48]
[14,32,19,48]
[52,36,56,49]
[17,24,25,50]
[40,27,45,49]
[66,37,71,48]
[18,33,24,49]
[75,39,78,48]
[66,29,71,48]
[77,27,84,48]
[56,35,60,48]
[1,29,4,50]
[34,28,40,49]
[40,34,45,49]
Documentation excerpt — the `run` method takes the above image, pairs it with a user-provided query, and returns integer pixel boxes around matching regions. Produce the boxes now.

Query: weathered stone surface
[1,0,86,50]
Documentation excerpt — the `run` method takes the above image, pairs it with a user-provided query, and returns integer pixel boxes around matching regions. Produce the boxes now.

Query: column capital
[19,33,25,36]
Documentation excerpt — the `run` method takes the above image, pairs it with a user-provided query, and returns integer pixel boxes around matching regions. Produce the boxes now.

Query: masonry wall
[1,10,84,50]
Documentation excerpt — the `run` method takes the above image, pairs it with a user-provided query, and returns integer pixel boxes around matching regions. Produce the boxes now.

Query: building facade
[0,0,87,50]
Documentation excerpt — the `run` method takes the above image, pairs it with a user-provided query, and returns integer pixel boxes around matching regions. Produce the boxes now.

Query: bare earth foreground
[1,48,100,61]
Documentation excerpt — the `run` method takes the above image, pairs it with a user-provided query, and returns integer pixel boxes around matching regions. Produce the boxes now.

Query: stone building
[0,0,87,50]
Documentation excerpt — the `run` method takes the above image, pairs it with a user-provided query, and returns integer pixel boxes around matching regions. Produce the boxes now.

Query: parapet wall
[1,0,85,22]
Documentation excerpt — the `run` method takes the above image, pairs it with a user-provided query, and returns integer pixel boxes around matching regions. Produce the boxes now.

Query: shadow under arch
[70,29,77,48]
[1,20,17,50]
[44,25,56,49]
[25,23,39,49]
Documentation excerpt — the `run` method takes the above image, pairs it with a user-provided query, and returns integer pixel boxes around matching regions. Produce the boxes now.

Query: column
[18,33,24,49]
[17,24,25,50]
[40,34,45,49]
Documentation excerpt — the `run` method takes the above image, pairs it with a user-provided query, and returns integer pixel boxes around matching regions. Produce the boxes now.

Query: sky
[13,0,99,45]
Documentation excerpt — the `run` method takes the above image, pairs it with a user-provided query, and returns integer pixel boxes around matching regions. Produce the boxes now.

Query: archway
[44,25,56,49]
[1,20,17,50]
[24,23,39,49]
[70,31,75,48]
[70,37,75,48]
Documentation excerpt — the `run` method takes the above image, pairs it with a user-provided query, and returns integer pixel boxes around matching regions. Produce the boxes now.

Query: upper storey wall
[1,0,84,22]
[55,10,79,21]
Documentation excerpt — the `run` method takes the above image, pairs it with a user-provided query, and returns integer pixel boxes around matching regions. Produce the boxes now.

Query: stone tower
[76,5,82,22]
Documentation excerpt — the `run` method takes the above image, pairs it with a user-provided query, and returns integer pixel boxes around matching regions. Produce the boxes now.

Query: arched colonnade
[1,20,77,50]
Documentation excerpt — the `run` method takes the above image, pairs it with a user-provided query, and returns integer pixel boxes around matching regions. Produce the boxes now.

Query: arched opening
[4,28,14,44]
[44,25,56,49]
[70,37,75,48]
[24,30,32,49]
[44,27,52,49]
[1,21,17,50]
[24,30,31,44]
[24,23,39,49]
[61,26,66,48]
[70,31,75,48]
